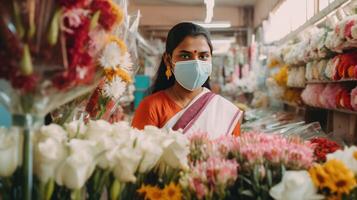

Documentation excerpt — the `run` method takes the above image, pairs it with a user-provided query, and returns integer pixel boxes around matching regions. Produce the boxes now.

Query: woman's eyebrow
[178,50,193,54]
[179,50,210,54]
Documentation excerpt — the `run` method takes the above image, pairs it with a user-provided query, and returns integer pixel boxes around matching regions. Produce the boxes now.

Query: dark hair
[151,22,213,94]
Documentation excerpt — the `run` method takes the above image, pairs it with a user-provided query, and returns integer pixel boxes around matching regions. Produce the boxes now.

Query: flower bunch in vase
[0,0,134,198]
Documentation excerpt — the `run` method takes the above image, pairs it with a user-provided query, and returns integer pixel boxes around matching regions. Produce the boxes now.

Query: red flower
[344,20,355,39]
[310,137,341,163]
[10,70,39,93]
[53,17,96,89]
[58,0,90,8]
[91,0,121,30]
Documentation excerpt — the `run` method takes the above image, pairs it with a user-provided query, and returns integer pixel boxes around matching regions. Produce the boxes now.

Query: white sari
[164,88,242,139]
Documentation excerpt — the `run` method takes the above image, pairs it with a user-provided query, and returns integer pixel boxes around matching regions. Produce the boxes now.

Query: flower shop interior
[1,0,357,200]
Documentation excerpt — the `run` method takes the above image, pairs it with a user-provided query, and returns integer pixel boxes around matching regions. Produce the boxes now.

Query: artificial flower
[0,127,22,177]
[102,77,126,99]
[269,170,324,200]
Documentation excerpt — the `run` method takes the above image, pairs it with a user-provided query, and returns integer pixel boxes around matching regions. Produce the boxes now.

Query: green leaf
[267,169,273,187]
[20,44,33,75]
[45,179,55,200]
[240,189,254,197]
[110,179,121,200]
[90,11,101,30]
[48,8,61,46]
[13,1,24,39]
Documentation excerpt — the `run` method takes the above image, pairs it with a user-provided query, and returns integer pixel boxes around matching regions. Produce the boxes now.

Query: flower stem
[23,126,33,200]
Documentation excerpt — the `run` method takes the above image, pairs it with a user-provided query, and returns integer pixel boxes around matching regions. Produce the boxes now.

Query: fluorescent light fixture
[211,38,236,44]
[192,21,231,28]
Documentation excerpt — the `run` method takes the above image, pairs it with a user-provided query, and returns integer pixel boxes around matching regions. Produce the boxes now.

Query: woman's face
[169,35,212,66]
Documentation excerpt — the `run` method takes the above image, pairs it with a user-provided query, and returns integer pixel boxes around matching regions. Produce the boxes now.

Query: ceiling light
[192,21,231,28]
[211,38,236,44]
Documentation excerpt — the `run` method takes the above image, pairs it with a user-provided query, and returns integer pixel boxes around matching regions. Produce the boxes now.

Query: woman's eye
[199,54,210,60]
[180,54,190,59]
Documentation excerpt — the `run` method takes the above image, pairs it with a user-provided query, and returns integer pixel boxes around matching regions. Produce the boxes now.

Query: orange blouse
[132,91,241,136]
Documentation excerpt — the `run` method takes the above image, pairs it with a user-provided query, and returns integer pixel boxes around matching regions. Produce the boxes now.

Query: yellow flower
[104,67,132,83]
[273,65,288,86]
[137,184,166,200]
[107,35,127,55]
[309,159,357,196]
[324,159,356,195]
[163,182,182,200]
[108,0,124,25]
[309,164,330,189]
[326,194,342,200]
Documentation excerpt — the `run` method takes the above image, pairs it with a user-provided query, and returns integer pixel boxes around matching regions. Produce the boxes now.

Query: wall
[128,2,251,28]
[254,0,281,27]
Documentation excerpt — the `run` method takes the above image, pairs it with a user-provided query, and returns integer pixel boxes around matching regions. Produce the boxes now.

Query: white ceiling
[132,0,257,6]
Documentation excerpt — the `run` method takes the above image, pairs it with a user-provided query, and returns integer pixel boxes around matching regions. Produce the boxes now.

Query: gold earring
[165,66,172,80]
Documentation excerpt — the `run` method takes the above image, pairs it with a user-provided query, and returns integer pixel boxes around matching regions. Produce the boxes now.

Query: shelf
[287,85,306,89]
[306,79,357,84]
[282,101,305,109]
[307,106,357,115]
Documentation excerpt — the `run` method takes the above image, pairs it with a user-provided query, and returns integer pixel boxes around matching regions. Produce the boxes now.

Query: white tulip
[34,137,68,183]
[0,127,22,177]
[95,135,118,169]
[112,146,142,183]
[161,129,189,170]
[38,124,67,143]
[55,139,96,190]
[269,171,324,200]
[135,134,163,173]
[112,121,131,134]
[64,120,87,139]
[85,120,113,140]
[327,146,357,173]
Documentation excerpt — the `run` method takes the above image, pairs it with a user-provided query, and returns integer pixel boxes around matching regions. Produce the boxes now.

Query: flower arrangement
[309,137,341,163]
[271,146,357,200]
[0,121,190,199]
[179,131,314,200]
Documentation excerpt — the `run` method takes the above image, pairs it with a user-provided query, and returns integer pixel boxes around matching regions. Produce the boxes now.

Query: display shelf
[306,79,357,84]
[287,85,306,89]
[282,100,305,109]
[307,106,357,115]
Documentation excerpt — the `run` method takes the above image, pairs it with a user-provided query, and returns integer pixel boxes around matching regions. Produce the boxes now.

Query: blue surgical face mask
[173,60,212,91]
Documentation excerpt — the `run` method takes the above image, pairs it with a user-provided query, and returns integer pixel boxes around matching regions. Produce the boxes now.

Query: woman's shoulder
[139,90,168,107]
[214,94,239,110]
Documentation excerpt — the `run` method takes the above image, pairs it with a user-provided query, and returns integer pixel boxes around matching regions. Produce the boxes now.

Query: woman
[132,22,242,139]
